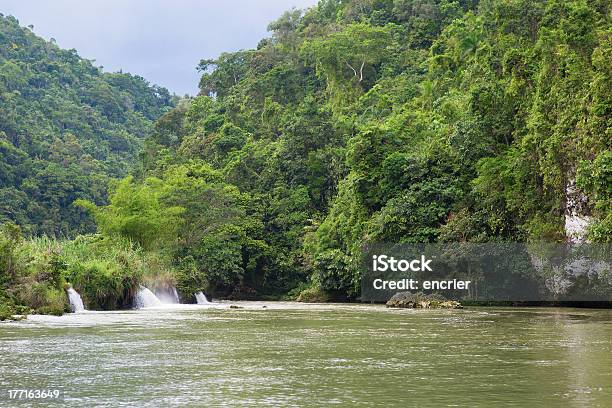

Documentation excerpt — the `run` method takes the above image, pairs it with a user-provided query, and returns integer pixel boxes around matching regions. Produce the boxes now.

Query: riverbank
[0,228,179,320]
[3,223,609,321]
[3,293,610,322]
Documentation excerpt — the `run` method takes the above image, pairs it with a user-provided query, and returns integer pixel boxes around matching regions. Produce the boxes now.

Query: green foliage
[142,0,608,299]
[69,260,136,310]
[3,0,610,302]
[0,224,69,315]
[0,230,178,314]
[0,299,17,320]
[302,22,396,106]
[296,284,332,303]
[577,151,612,242]
[0,15,175,236]
[0,223,22,284]
[75,176,184,250]
[161,162,269,296]
[64,235,176,310]
[15,282,67,316]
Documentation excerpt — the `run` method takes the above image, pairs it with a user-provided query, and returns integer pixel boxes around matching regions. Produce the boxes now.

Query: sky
[1,0,320,95]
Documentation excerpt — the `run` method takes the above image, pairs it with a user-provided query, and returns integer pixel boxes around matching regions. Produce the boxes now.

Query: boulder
[386,292,462,309]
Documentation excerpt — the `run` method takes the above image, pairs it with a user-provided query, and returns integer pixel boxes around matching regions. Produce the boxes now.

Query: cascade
[155,286,180,304]
[195,291,211,304]
[67,287,85,312]
[134,286,163,308]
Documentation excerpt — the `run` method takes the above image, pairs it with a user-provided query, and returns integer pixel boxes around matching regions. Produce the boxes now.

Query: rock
[229,305,243,309]
[296,286,331,303]
[386,292,462,309]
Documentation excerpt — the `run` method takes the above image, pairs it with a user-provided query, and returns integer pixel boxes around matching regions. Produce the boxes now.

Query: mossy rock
[296,286,331,303]
[36,305,65,316]
[386,292,462,309]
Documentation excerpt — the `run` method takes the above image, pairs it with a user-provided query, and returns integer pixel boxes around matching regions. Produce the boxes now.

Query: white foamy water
[155,286,180,304]
[67,287,85,312]
[134,286,163,308]
[195,291,211,304]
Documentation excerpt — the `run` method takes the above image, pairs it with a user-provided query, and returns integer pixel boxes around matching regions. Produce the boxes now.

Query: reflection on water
[1,303,610,407]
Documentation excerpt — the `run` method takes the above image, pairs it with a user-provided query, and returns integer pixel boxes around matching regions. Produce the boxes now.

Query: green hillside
[0,14,174,236]
[117,0,609,299]
[0,1,610,318]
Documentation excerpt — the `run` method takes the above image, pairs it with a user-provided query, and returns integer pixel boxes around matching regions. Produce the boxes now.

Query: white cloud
[1,0,319,95]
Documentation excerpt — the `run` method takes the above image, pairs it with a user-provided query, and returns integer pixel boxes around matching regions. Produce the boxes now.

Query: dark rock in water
[386,292,462,309]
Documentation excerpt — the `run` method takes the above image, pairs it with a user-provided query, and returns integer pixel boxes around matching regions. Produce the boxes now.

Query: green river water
[0,302,610,407]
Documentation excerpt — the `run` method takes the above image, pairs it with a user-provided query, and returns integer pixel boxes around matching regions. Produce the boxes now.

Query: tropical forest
[1,0,610,319]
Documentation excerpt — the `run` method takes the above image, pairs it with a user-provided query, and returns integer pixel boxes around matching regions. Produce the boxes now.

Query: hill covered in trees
[0,14,175,237]
[0,0,610,318]
[100,0,606,300]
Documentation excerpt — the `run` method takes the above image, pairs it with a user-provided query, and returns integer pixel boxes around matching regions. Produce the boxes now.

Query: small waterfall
[195,291,211,304]
[134,286,163,308]
[67,287,85,312]
[155,286,180,304]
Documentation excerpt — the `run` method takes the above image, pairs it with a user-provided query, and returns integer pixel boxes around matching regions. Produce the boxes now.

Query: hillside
[0,14,174,236]
[111,0,609,299]
[0,1,609,314]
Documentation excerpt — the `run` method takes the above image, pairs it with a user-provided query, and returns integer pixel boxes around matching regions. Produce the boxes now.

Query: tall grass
[3,234,68,316]
[62,235,177,310]
[2,231,177,314]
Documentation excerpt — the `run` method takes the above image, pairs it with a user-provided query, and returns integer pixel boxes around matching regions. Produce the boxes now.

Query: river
[1,302,610,407]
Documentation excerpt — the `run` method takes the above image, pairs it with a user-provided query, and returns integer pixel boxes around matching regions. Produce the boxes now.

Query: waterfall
[155,286,180,304]
[195,291,211,304]
[134,286,163,308]
[67,287,85,313]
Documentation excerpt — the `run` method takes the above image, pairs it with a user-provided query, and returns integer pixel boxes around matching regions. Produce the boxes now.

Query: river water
[0,303,610,407]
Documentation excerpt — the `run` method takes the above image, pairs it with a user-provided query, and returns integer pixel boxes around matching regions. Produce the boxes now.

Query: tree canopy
[0,15,175,237]
[1,0,610,303]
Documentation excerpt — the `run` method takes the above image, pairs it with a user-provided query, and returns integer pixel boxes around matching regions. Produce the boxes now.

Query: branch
[358,61,365,82]
[346,61,358,79]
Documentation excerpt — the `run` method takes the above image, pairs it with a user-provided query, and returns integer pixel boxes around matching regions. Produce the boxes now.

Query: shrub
[0,292,18,320]
[69,259,140,310]
[296,284,331,303]
[13,282,68,315]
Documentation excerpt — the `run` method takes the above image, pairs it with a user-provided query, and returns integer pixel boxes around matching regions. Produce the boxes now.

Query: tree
[301,23,395,104]
[76,176,184,250]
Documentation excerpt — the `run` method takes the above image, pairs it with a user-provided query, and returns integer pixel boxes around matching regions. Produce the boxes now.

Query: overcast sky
[1,0,319,95]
